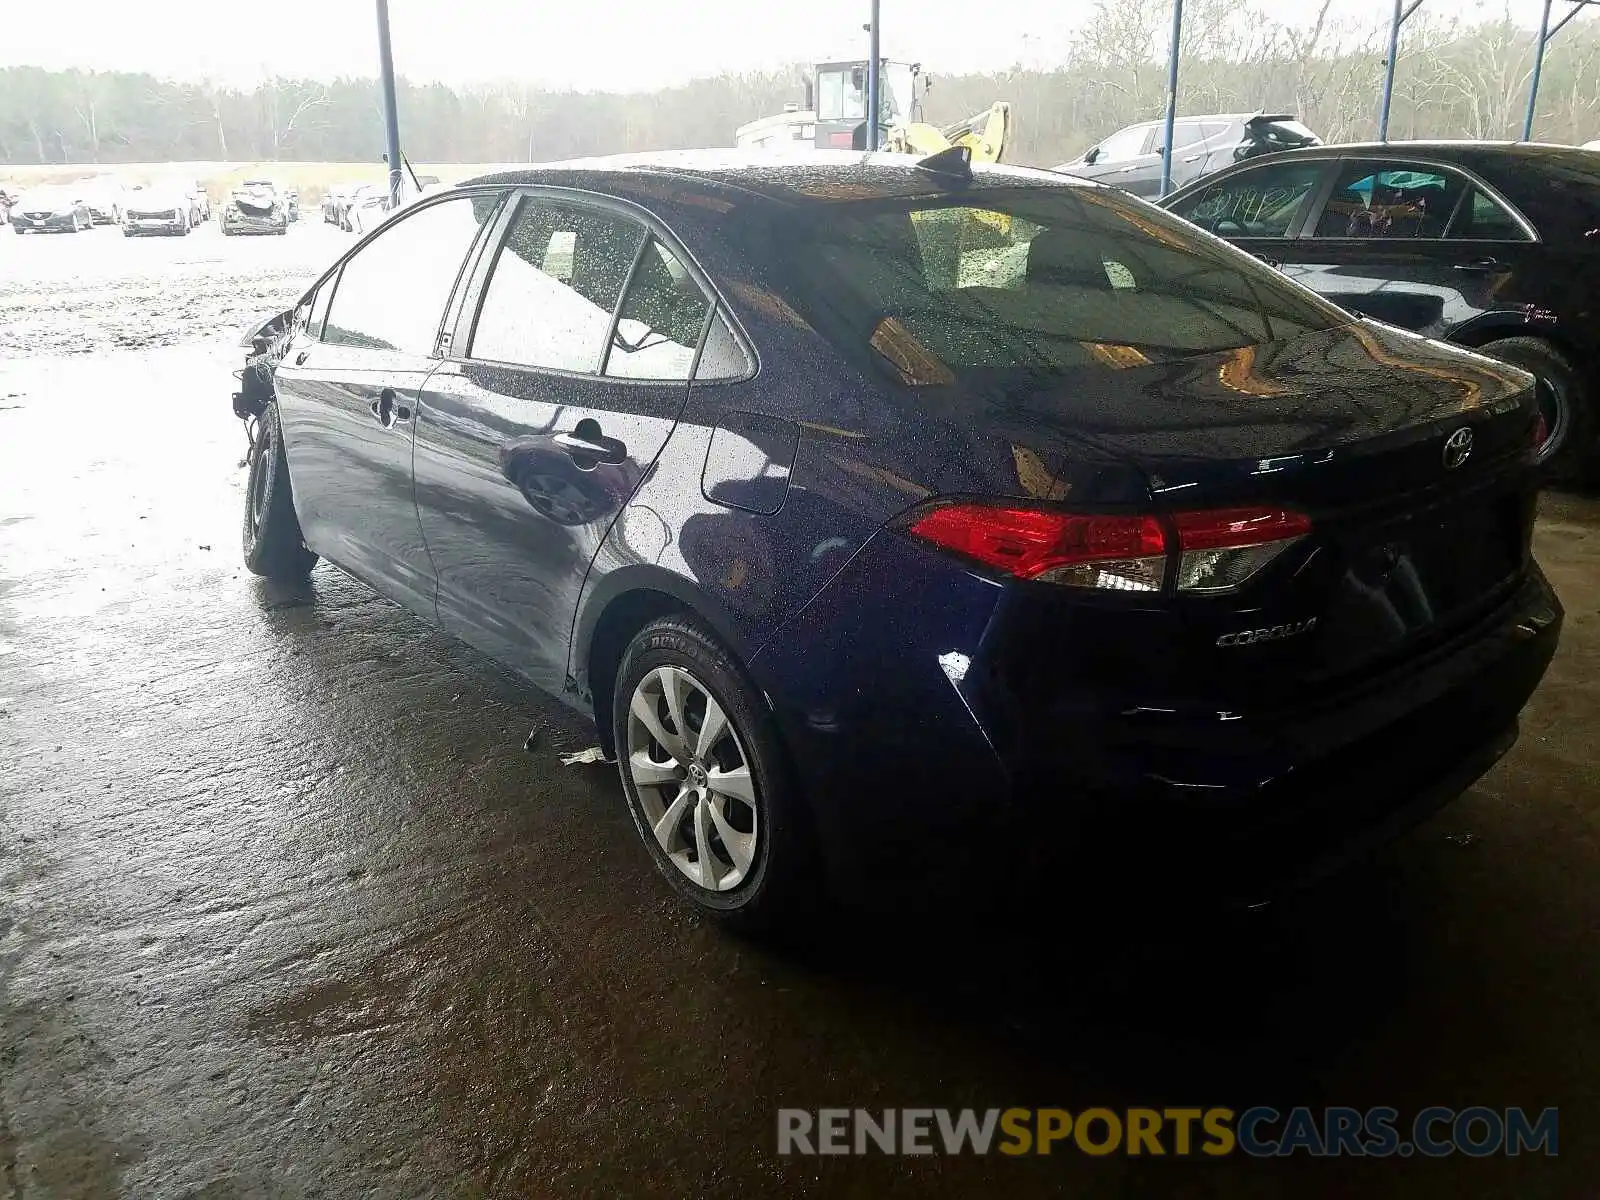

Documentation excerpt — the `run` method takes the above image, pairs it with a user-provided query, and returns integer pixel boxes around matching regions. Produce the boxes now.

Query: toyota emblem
[1443,426,1474,470]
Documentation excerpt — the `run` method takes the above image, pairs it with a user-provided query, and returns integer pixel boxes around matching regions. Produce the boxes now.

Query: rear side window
[470,200,644,372]
[322,195,491,355]
[760,185,1341,387]
[1450,189,1531,241]
[1313,164,1465,239]
[604,239,711,381]
[1169,161,1326,238]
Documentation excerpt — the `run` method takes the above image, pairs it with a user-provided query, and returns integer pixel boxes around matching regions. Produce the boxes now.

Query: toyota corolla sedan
[230,149,1561,925]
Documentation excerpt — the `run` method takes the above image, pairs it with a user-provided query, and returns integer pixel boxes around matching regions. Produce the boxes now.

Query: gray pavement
[1,221,1597,1197]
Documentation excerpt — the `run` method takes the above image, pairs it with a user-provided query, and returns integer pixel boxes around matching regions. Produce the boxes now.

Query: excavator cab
[810,60,925,150]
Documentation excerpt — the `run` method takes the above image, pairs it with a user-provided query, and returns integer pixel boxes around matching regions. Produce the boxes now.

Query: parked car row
[230,148,1562,927]
[7,176,212,235]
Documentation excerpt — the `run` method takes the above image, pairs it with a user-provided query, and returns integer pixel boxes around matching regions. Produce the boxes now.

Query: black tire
[242,401,318,580]
[613,614,818,930]
[1479,336,1593,484]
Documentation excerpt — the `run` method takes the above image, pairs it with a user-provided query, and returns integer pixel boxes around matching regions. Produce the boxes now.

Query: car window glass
[1156,123,1204,152]
[1314,164,1465,239]
[322,196,490,355]
[471,200,644,372]
[1095,125,1150,163]
[1169,161,1325,238]
[305,275,335,340]
[605,239,712,381]
[695,310,751,382]
[1201,121,1232,140]
[765,189,1342,395]
[1451,189,1530,241]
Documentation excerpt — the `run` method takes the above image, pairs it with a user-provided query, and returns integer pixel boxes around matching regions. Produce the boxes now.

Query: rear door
[1165,156,1334,271]
[412,191,716,696]
[1275,158,1535,337]
[272,190,503,613]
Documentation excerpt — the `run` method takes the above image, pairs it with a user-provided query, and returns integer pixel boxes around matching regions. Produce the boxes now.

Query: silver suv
[1054,113,1321,198]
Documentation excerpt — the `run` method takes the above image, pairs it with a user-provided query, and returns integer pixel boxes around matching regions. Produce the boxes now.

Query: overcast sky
[2,0,1536,90]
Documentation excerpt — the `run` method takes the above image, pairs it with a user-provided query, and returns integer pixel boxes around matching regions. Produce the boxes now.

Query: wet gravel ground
[3,221,1599,1198]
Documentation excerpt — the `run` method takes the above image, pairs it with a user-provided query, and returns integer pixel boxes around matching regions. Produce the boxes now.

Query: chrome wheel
[626,665,758,893]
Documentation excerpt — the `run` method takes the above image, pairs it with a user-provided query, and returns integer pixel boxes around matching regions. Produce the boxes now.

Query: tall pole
[1378,0,1402,141]
[866,0,882,151]
[1523,0,1554,141]
[1158,0,1183,197]
[375,0,404,207]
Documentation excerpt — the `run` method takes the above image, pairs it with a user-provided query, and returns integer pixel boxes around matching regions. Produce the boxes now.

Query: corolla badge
[1443,426,1474,470]
[1216,617,1319,648]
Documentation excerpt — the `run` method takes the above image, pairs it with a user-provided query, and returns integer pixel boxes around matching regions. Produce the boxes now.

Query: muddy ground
[2,221,1598,1198]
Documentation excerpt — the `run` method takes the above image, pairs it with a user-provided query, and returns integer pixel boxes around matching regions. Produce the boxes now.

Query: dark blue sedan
[232,149,1561,925]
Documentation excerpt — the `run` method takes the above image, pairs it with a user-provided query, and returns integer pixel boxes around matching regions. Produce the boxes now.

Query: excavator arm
[887,102,1013,165]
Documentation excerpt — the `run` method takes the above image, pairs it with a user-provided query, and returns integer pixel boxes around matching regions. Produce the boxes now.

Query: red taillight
[1173,507,1312,550]
[908,504,1168,592]
[906,502,1309,594]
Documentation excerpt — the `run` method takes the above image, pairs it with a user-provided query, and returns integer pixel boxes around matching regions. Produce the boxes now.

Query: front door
[272,191,502,614]
[412,193,715,695]
[1277,159,1542,339]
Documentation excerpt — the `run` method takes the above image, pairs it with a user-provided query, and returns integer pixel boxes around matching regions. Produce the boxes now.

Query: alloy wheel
[248,423,275,534]
[1533,376,1568,467]
[625,665,759,893]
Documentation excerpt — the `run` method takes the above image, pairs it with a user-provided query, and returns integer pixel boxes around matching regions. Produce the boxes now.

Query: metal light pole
[1158,0,1183,197]
[375,0,404,207]
[1524,0,1555,141]
[1378,0,1403,141]
[864,0,882,151]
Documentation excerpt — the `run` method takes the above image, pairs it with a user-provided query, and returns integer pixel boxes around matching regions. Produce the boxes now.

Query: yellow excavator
[736,59,1012,165]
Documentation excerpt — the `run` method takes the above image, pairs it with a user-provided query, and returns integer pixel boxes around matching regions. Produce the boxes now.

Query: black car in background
[9,187,92,233]
[1055,113,1321,198]
[231,151,1559,923]
[1164,142,1600,479]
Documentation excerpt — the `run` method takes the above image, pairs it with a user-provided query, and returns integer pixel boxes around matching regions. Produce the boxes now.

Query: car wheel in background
[242,401,318,581]
[613,614,818,929]
[1480,336,1592,484]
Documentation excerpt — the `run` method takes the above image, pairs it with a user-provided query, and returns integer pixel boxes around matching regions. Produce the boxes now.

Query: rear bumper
[756,540,1561,906]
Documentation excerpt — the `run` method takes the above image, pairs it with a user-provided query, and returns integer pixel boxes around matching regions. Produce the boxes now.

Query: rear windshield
[759,185,1343,386]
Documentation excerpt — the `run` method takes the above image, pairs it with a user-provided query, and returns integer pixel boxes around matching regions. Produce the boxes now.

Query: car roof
[1241,139,1593,165]
[460,149,1084,210]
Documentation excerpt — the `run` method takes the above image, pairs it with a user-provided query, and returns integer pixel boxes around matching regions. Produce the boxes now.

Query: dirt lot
[1,220,1598,1198]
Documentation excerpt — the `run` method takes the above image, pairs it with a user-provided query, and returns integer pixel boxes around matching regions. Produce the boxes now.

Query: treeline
[2,1,1598,169]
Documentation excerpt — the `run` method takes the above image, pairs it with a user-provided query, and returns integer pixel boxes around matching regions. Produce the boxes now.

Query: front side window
[1170,161,1326,238]
[322,194,495,355]
[817,67,867,122]
[303,274,335,340]
[1450,188,1531,241]
[1094,125,1151,163]
[1313,164,1465,239]
[605,239,712,381]
[757,185,1343,393]
[470,200,644,373]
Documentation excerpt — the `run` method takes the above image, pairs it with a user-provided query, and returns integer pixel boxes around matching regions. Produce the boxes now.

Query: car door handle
[369,389,413,428]
[1182,153,1203,163]
[1453,257,1509,273]
[554,423,627,465]
[294,349,309,366]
